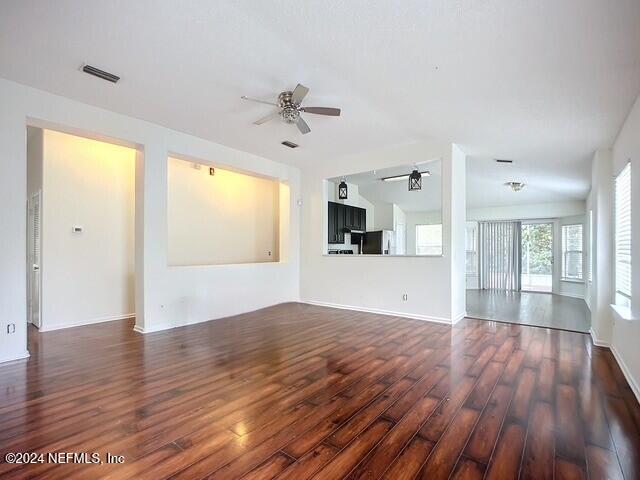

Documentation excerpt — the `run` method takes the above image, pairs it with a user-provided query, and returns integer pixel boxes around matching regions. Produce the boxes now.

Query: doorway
[26,126,136,332]
[520,222,553,292]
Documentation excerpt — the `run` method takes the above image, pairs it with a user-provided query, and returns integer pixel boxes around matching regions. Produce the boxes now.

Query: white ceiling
[466,156,591,208]
[1,1,639,186]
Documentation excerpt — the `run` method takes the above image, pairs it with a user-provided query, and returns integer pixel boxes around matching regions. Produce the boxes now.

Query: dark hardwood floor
[0,302,638,479]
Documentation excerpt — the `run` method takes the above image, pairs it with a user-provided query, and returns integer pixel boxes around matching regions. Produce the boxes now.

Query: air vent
[281,141,299,149]
[82,64,120,83]
[495,159,513,164]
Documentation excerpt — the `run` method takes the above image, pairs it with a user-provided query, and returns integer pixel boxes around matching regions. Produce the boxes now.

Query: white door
[28,191,42,328]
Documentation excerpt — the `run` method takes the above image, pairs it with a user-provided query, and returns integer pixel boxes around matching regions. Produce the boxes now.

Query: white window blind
[562,224,583,280]
[615,163,632,300]
[416,224,442,255]
[465,223,478,274]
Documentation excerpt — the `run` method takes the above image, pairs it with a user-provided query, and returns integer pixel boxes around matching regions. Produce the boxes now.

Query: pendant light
[338,178,348,199]
[408,168,422,191]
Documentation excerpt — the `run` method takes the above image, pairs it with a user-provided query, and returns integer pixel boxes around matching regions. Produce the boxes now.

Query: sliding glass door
[521,222,553,292]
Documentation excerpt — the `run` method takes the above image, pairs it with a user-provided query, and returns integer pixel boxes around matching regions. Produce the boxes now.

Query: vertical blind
[561,224,583,280]
[478,221,522,291]
[615,163,632,299]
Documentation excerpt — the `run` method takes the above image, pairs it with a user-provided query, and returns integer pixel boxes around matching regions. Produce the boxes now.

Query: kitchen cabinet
[328,202,367,244]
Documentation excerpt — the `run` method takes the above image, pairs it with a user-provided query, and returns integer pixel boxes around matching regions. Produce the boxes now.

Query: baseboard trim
[589,327,610,347]
[0,350,30,364]
[303,300,454,325]
[556,291,585,300]
[611,345,640,405]
[39,313,135,332]
[132,318,208,334]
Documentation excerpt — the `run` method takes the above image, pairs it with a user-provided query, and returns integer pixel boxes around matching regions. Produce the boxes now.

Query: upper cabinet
[328,202,366,244]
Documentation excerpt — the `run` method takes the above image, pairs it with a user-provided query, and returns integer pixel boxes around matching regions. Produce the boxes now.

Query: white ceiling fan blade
[241,95,278,107]
[301,107,341,116]
[291,84,309,105]
[295,116,311,134]
[253,110,280,125]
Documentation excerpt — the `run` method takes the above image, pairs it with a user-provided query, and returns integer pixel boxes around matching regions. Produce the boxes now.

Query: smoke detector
[505,181,525,192]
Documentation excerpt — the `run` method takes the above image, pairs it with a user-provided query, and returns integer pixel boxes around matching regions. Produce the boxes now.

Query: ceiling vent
[82,64,120,83]
[281,141,299,149]
[495,159,513,164]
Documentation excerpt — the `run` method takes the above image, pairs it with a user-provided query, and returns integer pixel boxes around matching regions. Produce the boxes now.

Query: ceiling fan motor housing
[278,91,300,123]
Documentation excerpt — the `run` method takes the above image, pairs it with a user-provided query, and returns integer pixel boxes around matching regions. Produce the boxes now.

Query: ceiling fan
[241,83,341,135]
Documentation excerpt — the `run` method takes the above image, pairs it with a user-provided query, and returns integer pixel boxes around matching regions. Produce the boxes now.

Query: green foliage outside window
[521,224,553,275]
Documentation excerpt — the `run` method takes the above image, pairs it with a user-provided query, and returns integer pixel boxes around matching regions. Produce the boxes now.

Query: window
[561,224,583,280]
[615,163,632,303]
[588,210,593,283]
[416,224,442,255]
[465,223,478,274]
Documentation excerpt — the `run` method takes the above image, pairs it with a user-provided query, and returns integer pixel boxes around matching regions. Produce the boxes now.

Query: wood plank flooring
[466,289,591,333]
[0,302,638,479]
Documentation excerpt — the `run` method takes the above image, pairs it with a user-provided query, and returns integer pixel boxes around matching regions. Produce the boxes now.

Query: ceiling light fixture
[505,181,525,192]
[409,168,422,191]
[380,171,431,183]
[338,178,348,199]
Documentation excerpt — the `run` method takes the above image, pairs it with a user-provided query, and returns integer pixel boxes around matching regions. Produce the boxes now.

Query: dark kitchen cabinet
[328,202,337,244]
[328,201,367,244]
[335,203,345,243]
[327,201,345,244]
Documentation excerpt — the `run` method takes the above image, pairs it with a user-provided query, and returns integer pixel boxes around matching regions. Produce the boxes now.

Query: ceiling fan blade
[295,116,311,134]
[291,84,309,105]
[241,95,278,107]
[253,110,281,125]
[301,107,341,116]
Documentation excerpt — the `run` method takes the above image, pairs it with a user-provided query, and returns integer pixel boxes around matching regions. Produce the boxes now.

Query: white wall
[589,149,614,345]
[0,78,300,363]
[26,127,42,198]
[302,140,466,323]
[168,157,281,266]
[371,201,394,230]
[557,215,587,299]
[609,93,640,398]
[40,129,135,330]
[450,145,467,320]
[392,204,406,254]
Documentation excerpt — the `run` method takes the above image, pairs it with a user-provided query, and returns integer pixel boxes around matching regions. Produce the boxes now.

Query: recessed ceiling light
[505,181,525,191]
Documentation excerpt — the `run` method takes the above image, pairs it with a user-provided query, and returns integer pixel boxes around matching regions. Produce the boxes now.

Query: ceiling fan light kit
[241,83,341,135]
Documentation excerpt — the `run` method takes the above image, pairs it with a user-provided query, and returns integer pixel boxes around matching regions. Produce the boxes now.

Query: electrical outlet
[7,323,15,334]
[402,294,408,301]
